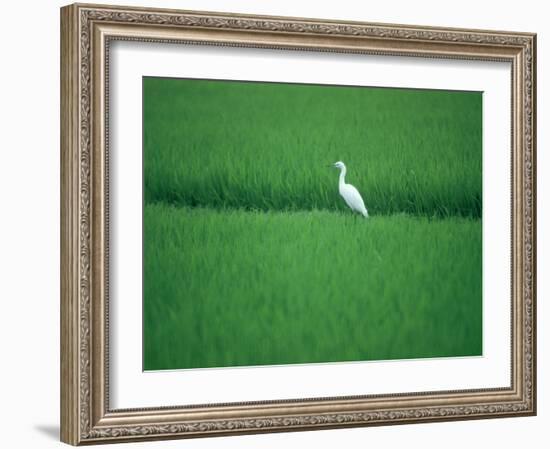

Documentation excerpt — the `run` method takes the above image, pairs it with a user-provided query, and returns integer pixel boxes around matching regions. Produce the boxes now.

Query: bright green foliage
[144,77,482,218]
[142,77,483,370]
[143,205,482,370]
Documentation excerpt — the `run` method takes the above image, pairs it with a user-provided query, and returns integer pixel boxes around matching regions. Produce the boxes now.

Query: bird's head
[332,161,346,170]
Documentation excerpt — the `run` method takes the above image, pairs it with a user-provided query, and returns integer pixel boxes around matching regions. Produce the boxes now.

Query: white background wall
[0,0,545,447]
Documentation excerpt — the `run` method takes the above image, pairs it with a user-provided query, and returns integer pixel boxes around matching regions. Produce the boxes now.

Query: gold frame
[60,2,537,445]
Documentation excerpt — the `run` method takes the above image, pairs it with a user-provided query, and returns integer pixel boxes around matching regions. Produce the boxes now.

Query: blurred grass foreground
[142,77,482,370]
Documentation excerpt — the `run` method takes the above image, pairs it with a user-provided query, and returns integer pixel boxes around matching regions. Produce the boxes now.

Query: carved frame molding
[61,3,536,445]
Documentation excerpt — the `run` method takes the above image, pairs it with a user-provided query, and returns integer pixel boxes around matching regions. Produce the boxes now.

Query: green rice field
[142,77,483,371]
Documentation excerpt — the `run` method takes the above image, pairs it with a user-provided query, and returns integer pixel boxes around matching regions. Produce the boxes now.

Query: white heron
[331,161,369,218]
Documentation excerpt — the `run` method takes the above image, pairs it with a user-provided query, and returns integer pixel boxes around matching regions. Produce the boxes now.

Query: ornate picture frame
[60,2,536,445]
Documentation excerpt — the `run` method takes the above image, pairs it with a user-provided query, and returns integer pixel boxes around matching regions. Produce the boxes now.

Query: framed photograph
[60,2,537,445]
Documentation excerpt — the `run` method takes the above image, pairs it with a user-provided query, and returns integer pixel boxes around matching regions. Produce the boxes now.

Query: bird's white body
[333,161,368,217]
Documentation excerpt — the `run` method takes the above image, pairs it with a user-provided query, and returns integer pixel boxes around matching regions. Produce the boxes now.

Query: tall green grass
[142,77,483,370]
[143,204,482,370]
[143,77,482,217]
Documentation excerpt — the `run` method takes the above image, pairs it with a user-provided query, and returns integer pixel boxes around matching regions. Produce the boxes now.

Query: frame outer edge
[61,2,537,444]
[61,4,80,446]
[529,33,536,416]
[533,34,537,416]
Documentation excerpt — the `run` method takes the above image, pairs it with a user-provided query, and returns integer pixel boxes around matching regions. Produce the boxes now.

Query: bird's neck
[338,167,347,188]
